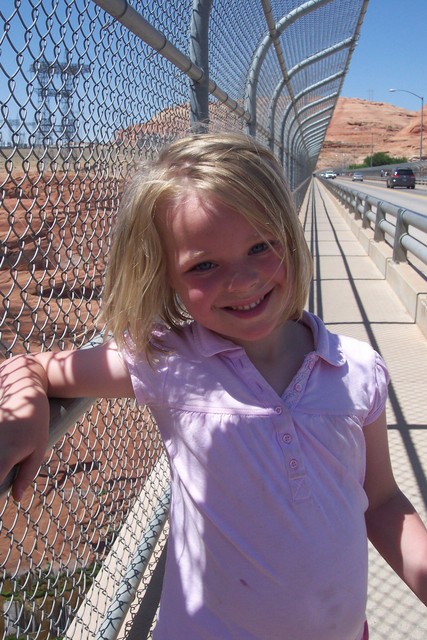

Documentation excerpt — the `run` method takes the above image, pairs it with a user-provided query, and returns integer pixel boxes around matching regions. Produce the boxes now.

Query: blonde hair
[102,132,313,355]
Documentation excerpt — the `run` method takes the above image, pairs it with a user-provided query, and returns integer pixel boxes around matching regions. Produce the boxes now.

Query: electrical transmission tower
[31,60,89,146]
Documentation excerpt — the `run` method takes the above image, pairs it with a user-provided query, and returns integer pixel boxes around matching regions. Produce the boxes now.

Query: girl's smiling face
[158,192,291,353]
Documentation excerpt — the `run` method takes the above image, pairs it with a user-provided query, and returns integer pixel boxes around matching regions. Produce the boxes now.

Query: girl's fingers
[11,452,44,502]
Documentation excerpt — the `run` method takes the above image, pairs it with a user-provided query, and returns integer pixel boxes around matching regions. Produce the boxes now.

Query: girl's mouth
[225,291,270,313]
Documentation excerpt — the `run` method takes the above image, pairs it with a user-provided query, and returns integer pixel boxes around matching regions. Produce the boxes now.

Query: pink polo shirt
[124,312,389,640]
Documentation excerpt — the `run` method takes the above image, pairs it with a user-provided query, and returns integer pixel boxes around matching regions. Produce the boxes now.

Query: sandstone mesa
[318,97,426,169]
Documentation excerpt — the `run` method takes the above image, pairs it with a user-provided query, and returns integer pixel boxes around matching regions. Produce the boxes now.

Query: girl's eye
[249,242,270,255]
[191,261,216,272]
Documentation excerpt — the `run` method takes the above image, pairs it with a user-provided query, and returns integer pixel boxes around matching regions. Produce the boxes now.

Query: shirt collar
[191,323,246,357]
[301,311,346,366]
[190,312,346,367]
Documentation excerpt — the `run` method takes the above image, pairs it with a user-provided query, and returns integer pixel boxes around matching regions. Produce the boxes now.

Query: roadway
[333,175,427,216]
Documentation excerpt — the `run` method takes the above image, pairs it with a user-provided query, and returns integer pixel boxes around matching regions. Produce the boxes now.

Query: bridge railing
[320,176,427,338]
[319,178,427,266]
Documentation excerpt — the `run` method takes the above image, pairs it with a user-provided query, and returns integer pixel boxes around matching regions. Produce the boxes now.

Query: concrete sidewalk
[301,181,427,639]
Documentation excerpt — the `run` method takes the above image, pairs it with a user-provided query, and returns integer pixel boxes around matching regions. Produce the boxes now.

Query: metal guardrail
[1,1,370,638]
[320,177,427,265]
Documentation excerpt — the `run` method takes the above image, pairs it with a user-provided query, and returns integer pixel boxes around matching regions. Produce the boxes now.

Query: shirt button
[274,406,283,414]
[289,459,299,470]
[294,383,302,392]
[282,433,292,444]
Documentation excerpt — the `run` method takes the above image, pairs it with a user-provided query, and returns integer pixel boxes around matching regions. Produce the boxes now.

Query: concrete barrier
[323,183,427,338]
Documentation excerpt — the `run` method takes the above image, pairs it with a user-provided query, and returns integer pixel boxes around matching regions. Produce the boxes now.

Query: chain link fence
[0,0,369,637]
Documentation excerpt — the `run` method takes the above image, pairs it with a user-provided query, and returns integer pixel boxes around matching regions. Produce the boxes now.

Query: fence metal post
[349,192,357,217]
[393,208,408,263]
[189,0,213,131]
[373,201,385,242]
[354,193,362,220]
[361,197,370,229]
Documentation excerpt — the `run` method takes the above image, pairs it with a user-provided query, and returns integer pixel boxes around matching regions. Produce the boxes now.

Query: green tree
[363,151,408,167]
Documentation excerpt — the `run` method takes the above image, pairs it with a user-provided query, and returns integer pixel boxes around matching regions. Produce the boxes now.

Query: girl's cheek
[185,274,219,298]
[268,255,286,279]
[193,287,216,305]
[185,286,210,306]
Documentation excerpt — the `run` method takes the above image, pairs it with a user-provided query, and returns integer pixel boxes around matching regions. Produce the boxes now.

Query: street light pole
[389,88,424,161]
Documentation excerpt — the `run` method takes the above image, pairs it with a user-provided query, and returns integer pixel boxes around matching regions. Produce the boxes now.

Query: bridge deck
[302,181,427,639]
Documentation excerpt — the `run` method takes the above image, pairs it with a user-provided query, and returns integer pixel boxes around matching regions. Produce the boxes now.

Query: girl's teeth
[231,296,264,311]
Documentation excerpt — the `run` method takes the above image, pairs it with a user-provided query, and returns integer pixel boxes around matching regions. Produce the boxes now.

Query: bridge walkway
[301,181,427,639]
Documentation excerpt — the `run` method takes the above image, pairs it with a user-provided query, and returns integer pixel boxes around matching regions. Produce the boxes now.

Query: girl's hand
[0,341,134,500]
[0,354,50,501]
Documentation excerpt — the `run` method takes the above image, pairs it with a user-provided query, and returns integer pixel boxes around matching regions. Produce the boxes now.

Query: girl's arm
[0,342,134,501]
[364,410,427,605]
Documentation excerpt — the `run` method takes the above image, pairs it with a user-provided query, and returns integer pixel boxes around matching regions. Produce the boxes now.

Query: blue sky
[341,0,427,112]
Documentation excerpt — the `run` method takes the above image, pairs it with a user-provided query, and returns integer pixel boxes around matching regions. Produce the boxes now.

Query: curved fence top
[1,0,369,183]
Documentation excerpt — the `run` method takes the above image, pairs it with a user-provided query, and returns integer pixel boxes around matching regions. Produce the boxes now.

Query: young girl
[0,133,426,640]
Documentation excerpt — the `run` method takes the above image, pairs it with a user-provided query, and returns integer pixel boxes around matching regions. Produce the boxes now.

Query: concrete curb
[332,194,427,338]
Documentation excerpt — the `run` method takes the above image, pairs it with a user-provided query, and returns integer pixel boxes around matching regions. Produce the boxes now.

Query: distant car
[386,168,415,189]
[352,173,364,182]
[324,171,336,179]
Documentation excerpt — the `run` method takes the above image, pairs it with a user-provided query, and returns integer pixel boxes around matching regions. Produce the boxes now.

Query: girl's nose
[226,266,259,293]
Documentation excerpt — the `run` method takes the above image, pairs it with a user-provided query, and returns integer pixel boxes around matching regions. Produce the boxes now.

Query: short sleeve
[122,342,168,407]
[364,351,390,426]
